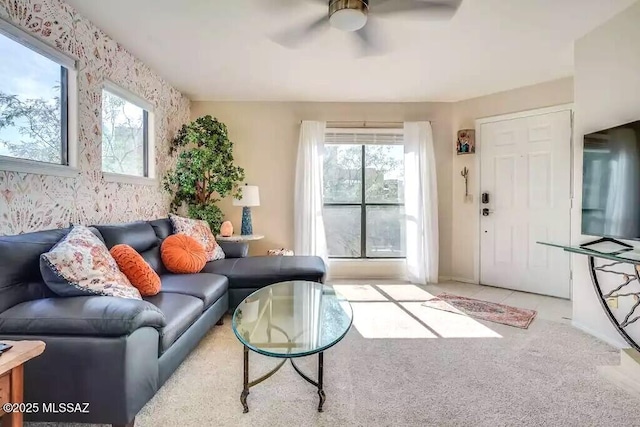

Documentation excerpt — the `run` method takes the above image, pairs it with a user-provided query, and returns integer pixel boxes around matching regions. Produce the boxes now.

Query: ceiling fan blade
[373,0,462,19]
[271,15,329,49]
[353,17,386,57]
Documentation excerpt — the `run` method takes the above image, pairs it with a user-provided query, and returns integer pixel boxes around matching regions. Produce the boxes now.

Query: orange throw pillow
[161,234,207,274]
[110,244,161,297]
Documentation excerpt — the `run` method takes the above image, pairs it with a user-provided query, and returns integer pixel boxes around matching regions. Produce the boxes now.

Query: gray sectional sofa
[0,218,325,426]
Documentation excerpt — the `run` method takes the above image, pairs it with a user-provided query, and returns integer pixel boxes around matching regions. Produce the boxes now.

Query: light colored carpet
[135,317,638,427]
[30,289,640,427]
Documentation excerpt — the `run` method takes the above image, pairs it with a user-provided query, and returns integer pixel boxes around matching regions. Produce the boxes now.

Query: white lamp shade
[233,185,260,207]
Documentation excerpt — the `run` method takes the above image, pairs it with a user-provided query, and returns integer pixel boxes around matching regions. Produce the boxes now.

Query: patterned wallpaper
[0,0,191,235]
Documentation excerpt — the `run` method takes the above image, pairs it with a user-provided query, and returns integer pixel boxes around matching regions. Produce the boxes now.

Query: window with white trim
[101,83,153,178]
[0,19,77,170]
[323,129,406,258]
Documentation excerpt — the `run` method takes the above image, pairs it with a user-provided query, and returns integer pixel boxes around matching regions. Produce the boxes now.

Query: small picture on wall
[457,129,475,155]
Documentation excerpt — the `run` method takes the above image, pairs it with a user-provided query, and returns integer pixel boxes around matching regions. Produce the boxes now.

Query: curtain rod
[299,120,430,128]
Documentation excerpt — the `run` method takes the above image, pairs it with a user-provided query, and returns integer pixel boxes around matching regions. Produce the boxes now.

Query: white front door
[480,109,572,298]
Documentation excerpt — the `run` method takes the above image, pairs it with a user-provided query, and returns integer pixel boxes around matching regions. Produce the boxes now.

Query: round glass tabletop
[232,281,353,358]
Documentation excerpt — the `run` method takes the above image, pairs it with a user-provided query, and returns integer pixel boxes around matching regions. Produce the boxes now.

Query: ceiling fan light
[330,8,367,32]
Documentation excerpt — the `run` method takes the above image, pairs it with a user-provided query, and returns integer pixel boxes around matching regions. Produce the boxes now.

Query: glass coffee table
[232,281,353,413]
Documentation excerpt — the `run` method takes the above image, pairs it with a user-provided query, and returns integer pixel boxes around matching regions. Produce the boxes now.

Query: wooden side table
[0,341,45,427]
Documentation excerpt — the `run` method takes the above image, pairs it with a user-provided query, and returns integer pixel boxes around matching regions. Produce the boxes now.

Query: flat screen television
[582,120,640,240]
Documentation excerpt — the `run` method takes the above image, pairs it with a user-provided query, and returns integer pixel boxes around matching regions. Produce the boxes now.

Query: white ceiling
[65,0,636,102]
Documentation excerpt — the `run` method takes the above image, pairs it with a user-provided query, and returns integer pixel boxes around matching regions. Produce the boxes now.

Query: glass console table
[538,241,640,352]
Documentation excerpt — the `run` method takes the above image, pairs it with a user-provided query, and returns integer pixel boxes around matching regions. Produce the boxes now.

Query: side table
[0,340,46,427]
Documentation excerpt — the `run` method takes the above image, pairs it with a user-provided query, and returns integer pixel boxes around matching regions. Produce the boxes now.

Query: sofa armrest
[219,241,249,258]
[0,296,165,337]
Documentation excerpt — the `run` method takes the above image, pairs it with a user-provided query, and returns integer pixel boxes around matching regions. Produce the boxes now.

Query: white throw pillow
[169,214,225,261]
[40,225,142,300]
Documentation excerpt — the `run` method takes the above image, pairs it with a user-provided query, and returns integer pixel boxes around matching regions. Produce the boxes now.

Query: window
[323,130,406,258]
[0,20,76,171]
[101,83,153,179]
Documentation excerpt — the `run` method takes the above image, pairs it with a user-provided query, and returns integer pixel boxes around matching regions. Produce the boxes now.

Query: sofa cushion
[0,227,102,313]
[0,229,65,313]
[160,273,228,309]
[0,296,165,337]
[149,218,172,240]
[217,241,249,259]
[94,221,158,252]
[139,245,166,275]
[202,256,326,289]
[40,226,141,300]
[143,293,203,352]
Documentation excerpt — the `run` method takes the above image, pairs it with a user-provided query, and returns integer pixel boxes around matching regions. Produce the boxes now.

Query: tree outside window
[101,89,148,177]
[323,142,406,258]
[0,31,68,164]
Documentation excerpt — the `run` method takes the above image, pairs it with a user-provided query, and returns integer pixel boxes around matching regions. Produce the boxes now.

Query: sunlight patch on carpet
[333,284,388,301]
[350,302,437,339]
[402,302,503,338]
[377,284,435,301]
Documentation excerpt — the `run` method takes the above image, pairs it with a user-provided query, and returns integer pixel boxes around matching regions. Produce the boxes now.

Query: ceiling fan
[272,0,463,55]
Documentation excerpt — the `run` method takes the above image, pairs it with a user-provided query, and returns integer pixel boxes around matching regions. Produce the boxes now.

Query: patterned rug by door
[422,293,537,329]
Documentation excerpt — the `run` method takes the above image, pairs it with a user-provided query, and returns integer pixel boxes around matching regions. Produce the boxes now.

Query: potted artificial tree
[163,115,245,232]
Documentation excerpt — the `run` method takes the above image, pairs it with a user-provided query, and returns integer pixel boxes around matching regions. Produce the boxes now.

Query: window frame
[0,18,79,178]
[100,81,156,186]
[323,128,406,260]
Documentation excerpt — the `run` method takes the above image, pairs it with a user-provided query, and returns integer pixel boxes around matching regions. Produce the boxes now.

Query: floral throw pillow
[40,225,142,300]
[169,214,225,261]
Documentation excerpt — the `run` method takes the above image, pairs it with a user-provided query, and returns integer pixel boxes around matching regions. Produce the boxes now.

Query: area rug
[422,293,537,329]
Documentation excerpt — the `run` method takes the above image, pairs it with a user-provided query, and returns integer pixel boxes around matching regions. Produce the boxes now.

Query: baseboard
[328,259,407,280]
[571,320,628,349]
[449,276,478,284]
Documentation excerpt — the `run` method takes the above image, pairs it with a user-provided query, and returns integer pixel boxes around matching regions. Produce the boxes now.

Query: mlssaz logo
[42,403,90,413]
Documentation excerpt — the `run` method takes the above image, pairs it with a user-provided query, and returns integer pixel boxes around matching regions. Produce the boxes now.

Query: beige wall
[571,0,640,347]
[191,102,454,277]
[192,83,575,281]
[449,78,574,281]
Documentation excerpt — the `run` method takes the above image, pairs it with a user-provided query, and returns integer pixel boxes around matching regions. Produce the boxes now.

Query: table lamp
[233,184,260,235]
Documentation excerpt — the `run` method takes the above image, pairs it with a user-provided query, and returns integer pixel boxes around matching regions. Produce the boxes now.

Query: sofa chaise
[0,218,325,426]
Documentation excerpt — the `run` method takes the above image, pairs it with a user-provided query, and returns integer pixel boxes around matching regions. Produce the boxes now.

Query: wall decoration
[460,167,469,198]
[456,129,475,155]
[0,0,190,235]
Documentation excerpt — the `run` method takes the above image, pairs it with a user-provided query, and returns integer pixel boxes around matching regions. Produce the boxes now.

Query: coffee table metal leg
[317,352,325,412]
[241,345,250,413]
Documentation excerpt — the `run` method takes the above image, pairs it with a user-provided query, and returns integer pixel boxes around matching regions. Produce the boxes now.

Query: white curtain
[294,121,328,263]
[404,122,439,284]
